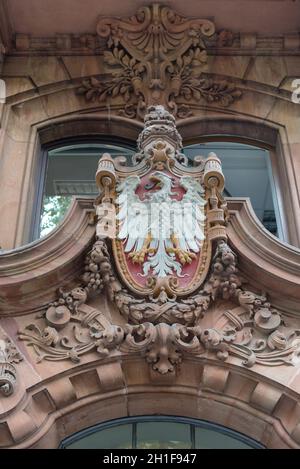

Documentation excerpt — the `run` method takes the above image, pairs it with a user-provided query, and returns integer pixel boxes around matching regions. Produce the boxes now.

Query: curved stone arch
[0,197,95,315]
[227,198,300,307]
[3,71,295,127]
[2,357,300,449]
[4,67,293,110]
[178,115,279,148]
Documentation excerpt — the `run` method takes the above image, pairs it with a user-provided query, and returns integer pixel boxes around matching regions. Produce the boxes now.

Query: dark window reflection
[183,142,280,238]
[66,424,132,449]
[39,143,134,238]
[62,417,261,449]
[136,421,191,449]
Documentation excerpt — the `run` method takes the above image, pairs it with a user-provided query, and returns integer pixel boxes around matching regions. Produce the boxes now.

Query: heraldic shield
[95,106,227,303]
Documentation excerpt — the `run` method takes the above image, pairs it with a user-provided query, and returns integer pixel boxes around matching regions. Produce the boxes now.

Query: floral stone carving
[77,4,242,118]
[0,333,23,397]
[18,106,300,374]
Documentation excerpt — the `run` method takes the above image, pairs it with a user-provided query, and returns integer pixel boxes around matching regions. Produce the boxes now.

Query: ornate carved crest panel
[0,330,23,397]
[77,4,242,118]
[18,106,300,376]
[95,106,226,299]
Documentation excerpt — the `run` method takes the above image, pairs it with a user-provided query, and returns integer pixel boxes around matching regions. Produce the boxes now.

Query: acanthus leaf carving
[76,4,242,119]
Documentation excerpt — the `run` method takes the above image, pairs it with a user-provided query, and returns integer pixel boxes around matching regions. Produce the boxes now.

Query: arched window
[183,141,282,238]
[33,137,283,241]
[59,416,263,449]
[34,141,134,239]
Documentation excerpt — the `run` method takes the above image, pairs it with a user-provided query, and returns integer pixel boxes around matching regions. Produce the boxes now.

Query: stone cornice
[3,2,299,58]
[10,32,300,56]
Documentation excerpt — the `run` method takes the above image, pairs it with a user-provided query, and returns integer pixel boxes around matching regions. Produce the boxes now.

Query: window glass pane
[65,424,132,449]
[39,141,281,239]
[39,143,134,238]
[195,426,253,449]
[136,421,191,449]
[183,142,280,238]
[61,417,262,449]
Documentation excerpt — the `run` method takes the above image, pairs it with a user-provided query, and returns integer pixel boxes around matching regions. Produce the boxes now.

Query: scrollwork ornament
[18,232,300,373]
[0,335,23,397]
[77,4,242,118]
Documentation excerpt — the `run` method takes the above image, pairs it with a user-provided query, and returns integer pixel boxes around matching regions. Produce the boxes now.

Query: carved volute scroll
[77,4,242,119]
[19,106,300,375]
[0,332,23,397]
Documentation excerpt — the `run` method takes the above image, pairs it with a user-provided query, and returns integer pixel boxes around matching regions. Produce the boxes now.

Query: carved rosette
[77,4,242,119]
[18,106,300,375]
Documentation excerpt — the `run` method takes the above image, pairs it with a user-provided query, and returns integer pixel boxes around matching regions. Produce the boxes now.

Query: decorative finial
[137,105,182,151]
[133,105,187,166]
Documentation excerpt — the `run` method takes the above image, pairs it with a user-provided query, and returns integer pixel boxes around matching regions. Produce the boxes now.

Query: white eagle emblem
[116,171,206,278]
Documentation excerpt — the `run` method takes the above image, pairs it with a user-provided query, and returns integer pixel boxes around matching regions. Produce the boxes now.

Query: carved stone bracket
[0,334,23,396]
[77,4,242,118]
[121,322,203,374]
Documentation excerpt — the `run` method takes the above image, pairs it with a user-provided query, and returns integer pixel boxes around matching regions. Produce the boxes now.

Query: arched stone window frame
[19,114,298,248]
[178,116,297,246]
[59,415,265,449]
[18,116,142,247]
[30,134,136,242]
